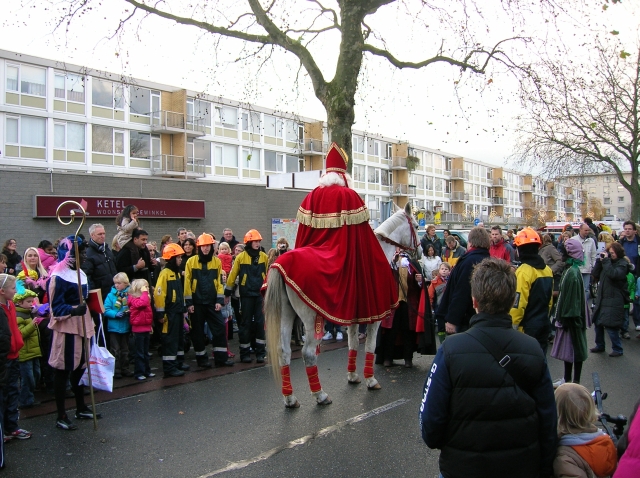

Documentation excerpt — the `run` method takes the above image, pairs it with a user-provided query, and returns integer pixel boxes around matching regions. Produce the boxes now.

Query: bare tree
[44,0,574,172]
[580,197,606,221]
[515,41,640,222]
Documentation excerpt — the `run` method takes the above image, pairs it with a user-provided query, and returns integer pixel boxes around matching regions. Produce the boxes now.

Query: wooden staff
[56,200,98,431]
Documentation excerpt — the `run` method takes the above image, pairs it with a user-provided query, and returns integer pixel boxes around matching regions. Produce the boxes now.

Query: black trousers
[192,303,227,363]
[161,311,185,373]
[382,302,415,362]
[238,296,265,358]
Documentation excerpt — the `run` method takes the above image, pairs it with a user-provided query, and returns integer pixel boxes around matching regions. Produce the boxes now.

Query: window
[130,87,160,116]
[353,164,365,182]
[18,65,47,96]
[385,143,392,159]
[368,166,380,184]
[6,66,18,92]
[92,79,124,109]
[618,196,625,202]
[264,114,283,137]
[54,73,85,102]
[286,154,300,173]
[352,135,364,153]
[191,139,211,166]
[188,99,212,127]
[285,120,301,142]
[603,187,610,194]
[242,111,261,134]
[92,125,124,154]
[264,150,284,172]
[606,208,611,215]
[130,131,151,159]
[604,198,611,205]
[618,207,626,214]
[54,122,85,151]
[215,106,238,129]
[213,144,238,167]
[242,148,260,170]
[381,170,391,186]
[6,115,46,147]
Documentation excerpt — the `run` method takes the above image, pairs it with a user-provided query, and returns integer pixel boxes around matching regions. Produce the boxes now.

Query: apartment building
[562,173,634,220]
[0,49,584,246]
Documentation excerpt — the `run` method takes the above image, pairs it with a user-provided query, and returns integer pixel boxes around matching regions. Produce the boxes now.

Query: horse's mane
[374,210,406,241]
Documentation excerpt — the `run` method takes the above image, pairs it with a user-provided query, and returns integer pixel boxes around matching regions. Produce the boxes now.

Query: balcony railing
[451,191,469,201]
[151,111,185,130]
[151,155,205,178]
[441,213,463,223]
[521,184,532,192]
[565,207,576,213]
[391,183,416,197]
[492,197,504,205]
[391,156,408,169]
[493,178,507,187]
[185,115,206,136]
[451,169,469,180]
[566,194,575,200]
[302,139,328,155]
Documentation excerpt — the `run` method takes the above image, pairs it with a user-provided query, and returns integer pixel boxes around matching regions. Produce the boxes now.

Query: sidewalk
[22,335,355,420]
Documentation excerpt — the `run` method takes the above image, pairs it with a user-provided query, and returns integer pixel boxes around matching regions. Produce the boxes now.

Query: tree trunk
[630,181,640,223]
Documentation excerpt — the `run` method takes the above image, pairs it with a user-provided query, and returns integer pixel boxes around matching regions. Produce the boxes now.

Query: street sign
[419,219,426,227]
[474,218,480,226]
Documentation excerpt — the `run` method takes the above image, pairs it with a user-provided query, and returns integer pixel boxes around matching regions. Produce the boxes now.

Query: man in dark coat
[222,228,239,251]
[420,258,557,478]
[116,229,151,284]
[420,224,442,258]
[82,223,118,346]
[435,226,491,334]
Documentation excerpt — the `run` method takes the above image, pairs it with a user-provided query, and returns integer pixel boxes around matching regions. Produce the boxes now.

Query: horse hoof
[367,383,382,391]
[348,379,361,385]
[285,400,300,409]
[317,396,333,406]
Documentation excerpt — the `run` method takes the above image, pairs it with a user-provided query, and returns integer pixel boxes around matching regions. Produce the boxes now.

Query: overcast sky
[2,1,638,168]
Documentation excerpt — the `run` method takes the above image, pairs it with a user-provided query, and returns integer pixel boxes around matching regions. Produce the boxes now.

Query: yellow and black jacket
[154,267,185,319]
[225,250,268,298]
[184,255,224,307]
[510,256,554,346]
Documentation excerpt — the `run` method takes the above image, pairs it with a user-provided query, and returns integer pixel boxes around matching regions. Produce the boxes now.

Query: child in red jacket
[128,279,154,381]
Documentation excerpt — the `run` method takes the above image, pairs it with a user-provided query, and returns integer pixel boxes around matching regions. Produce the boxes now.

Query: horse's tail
[264,267,284,384]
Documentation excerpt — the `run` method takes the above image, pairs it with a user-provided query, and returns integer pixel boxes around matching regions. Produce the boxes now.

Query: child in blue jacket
[104,273,132,379]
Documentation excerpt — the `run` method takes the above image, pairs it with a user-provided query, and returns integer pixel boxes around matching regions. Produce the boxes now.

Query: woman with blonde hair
[17,247,49,302]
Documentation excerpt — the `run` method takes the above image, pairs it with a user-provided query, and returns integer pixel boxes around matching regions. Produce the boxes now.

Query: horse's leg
[287,290,331,405]
[364,322,382,390]
[347,324,360,384]
[280,307,299,408]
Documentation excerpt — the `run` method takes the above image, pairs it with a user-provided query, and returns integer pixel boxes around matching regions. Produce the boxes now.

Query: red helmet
[243,229,262,244]
[514,227,542,247]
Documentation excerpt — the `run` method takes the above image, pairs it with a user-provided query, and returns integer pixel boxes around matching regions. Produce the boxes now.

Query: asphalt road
[4,333,640,478]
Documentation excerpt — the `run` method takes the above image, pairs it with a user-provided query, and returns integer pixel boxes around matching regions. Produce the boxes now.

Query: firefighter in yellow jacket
[154,243,190,378]
[510,228,554,353]
[184,234,233,368]
[224,230,268,363]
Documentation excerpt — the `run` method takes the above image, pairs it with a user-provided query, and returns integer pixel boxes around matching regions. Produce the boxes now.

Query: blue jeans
[582,273,591,302]
[133,332,151,377]
[2,359,21,433]
[18,359,41,407]
[622,309,630,333]
[633,300,640,328]
[595,324,623,354]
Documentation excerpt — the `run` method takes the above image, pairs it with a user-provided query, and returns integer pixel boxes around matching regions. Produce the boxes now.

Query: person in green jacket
[550,239,588,387]
[620,261,636,339]
[14,285,42,408]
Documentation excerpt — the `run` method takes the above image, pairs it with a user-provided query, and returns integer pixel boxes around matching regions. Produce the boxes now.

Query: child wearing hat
[14,284,42,409]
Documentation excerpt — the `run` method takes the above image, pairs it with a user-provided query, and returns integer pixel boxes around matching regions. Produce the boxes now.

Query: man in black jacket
[116,229,151,284]
[420,224,442,258]
[420,258,557,478]
[435,226,491,334]
[82,223,118,347]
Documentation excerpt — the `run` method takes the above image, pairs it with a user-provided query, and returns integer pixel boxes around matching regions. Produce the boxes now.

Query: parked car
[417,229,469,249]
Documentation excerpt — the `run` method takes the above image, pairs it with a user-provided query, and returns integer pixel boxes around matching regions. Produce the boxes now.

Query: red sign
[34,196,205,219]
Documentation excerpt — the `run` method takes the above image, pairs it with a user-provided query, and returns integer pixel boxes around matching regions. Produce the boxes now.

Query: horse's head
[374,202,421,260]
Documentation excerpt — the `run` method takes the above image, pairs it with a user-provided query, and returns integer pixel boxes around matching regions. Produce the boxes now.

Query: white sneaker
[336,332,344,341]
[553,378,565,389]
[635,326,640,331]
[322,331,333,341]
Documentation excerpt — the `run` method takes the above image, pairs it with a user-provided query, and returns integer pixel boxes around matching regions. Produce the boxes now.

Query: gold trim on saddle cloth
[272,263,399,325]
[296,206,370,229]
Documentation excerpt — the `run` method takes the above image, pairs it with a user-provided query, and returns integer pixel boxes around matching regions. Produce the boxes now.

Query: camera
[600,251,608,259]
[278,244,287,251]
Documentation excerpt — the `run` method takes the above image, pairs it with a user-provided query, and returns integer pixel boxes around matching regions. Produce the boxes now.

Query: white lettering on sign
[96,199,125,209]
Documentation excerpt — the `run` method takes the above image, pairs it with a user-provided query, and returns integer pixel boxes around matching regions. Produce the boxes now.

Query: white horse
[264,202,420,408]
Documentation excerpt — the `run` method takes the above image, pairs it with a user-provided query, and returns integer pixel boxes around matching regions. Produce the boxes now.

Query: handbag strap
[96,314,106,345]
[466,327,531,394]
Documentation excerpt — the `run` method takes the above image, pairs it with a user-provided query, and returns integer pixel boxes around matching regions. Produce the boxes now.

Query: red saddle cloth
[271,184,398,325]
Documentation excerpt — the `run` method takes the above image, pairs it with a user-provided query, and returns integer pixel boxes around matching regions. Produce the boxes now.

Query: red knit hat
[325,142,348,173]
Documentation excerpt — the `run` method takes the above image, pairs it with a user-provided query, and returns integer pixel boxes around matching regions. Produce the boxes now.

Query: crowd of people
[1,208,640,474]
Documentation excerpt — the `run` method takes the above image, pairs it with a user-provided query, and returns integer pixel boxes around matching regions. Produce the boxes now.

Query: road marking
[197,398,409,477]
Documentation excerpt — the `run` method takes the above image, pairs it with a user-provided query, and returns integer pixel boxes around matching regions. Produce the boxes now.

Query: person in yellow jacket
[510,228,554,353]
[224,230,268,363]
[184,234,233,368]
[154,243,189,378]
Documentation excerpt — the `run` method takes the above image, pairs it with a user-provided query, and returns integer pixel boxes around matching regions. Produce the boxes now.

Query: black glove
[70,304,87,316]
[224,288,233,297]
[115,311,125,319]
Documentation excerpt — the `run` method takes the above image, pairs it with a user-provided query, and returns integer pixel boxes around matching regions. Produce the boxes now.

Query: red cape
[272,184,398,325]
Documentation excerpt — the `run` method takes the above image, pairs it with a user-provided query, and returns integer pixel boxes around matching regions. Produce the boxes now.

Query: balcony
[302,139,328,155]
[493,178,507,187]
[451,191,469,202]
[151,155,205,179]
[150,111,206,137]
[566,194,575,200]
[565,207,576,213]
[185,115,206,137]
[451,169,469,180]
[492,197,504,205]
[441,213,463,223]
[521,184,532,192]
[391,183,417,197]
[391,156,408,169]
